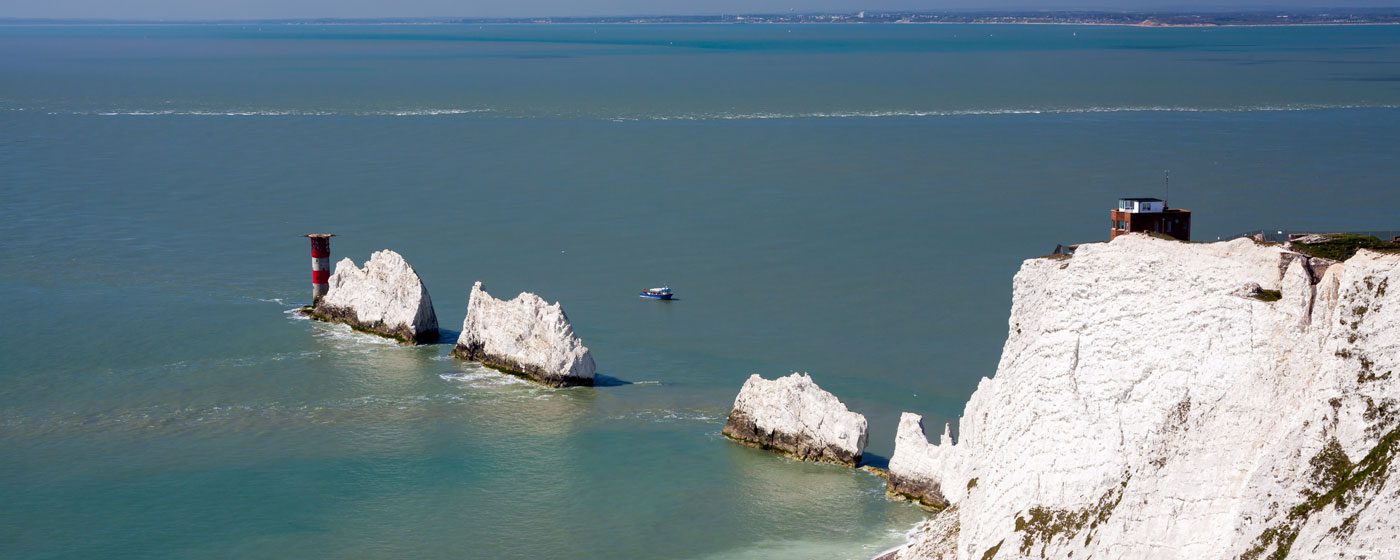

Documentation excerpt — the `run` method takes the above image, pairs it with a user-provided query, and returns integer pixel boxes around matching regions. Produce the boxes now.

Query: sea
[2,22,1399,559]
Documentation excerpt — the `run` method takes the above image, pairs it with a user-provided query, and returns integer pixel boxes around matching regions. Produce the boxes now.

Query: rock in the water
[722,372,867,467]
[886,413,952,509]
[307,249,438,344]
[881,234,1400,559]
[451,281,596,387]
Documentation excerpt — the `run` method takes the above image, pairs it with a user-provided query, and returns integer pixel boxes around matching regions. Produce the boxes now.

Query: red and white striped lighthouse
[305,234,335,303]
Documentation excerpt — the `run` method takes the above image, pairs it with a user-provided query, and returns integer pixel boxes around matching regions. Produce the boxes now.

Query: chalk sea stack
[885,413,952,509]
[877,234,1400,560]
[722,373,868,467]
[304,249,439,344]
[452,281,596,387]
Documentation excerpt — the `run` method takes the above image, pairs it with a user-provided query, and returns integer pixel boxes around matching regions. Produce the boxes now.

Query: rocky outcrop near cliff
[452,282,596,387]
[307,249,438,344]
[881,234,1400,560]
[722,373,868,467]
[886,413,953,509]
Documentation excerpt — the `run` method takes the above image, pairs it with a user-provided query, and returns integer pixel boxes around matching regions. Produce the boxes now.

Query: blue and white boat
[639,286,674,300]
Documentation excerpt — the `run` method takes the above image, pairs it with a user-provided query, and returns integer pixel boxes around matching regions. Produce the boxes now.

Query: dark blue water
[2,23,1399,559]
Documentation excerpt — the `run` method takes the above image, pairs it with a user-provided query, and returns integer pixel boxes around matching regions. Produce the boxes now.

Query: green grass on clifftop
[1291,234,1400,262]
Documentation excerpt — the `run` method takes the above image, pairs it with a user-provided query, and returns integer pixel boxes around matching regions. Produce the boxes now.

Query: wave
[307,322,403,346]
[610,407,726,424]
[439,370,530,388]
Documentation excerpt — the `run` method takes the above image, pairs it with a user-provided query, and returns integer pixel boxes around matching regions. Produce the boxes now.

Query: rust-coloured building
[1109,198,1191,241]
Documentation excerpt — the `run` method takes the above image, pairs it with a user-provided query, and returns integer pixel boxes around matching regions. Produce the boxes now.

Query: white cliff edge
[723,372,869,467]
[881,234,1400,560]
[452,281,596,387]
[309,249,439,344]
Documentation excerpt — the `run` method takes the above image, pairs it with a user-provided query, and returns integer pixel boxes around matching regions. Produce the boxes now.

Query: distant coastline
[5,10,1400,28]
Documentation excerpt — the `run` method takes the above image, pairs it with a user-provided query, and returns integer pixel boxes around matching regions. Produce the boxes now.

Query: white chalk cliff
[881,234,1400,560]
[452,282,596,387]
[723,373,868,466]
[310,249,438,344]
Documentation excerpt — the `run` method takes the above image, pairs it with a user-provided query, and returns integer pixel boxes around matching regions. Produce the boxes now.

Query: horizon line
[6,7,1400,24]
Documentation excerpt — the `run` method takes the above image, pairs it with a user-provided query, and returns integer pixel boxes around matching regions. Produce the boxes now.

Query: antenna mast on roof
[1164,170,1170,209]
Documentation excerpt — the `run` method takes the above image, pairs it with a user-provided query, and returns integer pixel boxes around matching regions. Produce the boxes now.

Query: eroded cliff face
[309,250,439,344]
[882,234,1400,560]
[723,373,868,467]
[452,282,596,387]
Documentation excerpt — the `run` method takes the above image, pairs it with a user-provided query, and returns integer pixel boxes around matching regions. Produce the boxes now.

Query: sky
[0,0,1395,20]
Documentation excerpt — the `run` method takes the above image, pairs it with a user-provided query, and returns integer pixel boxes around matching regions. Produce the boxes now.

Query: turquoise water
[3,23,1400,559]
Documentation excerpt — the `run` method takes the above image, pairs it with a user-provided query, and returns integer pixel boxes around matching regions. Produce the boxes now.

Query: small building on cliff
[1110,197,1191,241]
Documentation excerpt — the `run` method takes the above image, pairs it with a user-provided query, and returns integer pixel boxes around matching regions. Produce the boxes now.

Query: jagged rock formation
[722,373,868,467]
[880,234,1400,560]
[887,413,953,508]
[306,250,438,344]
[452,282,596,387]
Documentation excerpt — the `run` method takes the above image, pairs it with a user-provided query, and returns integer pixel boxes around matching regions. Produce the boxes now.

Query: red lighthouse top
[305,234,335,259]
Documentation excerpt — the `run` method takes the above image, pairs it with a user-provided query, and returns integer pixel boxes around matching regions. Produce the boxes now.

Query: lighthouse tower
[305,234,335,303]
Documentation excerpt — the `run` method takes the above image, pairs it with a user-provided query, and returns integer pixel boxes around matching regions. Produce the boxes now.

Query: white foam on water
[439,370,530,388]
[611,408,725,424]
[301,319,402,348]
[283,307,311,321]
[374,108,492,116]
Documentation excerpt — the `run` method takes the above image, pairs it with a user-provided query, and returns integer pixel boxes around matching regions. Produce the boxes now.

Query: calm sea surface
[2,23,1399,559]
